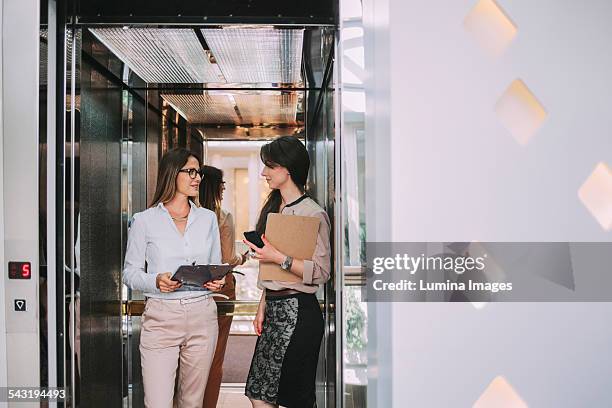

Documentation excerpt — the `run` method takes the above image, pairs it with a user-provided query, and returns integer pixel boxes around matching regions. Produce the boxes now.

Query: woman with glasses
[122,148,226,408]
[199,165,248,408]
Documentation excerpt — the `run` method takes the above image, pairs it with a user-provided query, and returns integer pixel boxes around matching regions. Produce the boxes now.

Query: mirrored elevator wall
[79,28,124,407]
[77,29,201,406]
[304,27,337,406]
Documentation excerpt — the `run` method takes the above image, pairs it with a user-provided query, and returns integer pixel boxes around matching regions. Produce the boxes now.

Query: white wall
[1,1,40,404]
[365,0,612,406]
[0,0,7,398]
[390,0,612,242]
[362,0,393,404]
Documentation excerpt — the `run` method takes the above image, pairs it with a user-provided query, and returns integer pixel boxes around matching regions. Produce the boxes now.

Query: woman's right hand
[253,301,265,336]
[240,250,249,265]
[156,272,182,293]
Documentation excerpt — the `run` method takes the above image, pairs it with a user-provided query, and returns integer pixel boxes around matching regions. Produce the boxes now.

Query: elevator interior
[40,2,341,407]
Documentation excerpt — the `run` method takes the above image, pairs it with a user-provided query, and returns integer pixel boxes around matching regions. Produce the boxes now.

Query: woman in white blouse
[122,148,225,408]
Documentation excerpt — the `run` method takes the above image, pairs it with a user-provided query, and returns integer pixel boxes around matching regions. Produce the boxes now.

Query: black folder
[170,264,233,287]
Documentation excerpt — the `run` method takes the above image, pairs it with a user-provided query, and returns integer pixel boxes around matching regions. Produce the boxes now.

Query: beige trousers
[140,296,219,408]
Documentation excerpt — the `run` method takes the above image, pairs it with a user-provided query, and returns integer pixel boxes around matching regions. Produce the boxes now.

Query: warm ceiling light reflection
[473,376,528,408]
[464,0,517,57]
[578,162,612,231]
[495,79,547,146]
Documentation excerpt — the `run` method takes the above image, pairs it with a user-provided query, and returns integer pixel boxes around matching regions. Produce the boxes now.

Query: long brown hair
[199,165,224,219]
[255,136,310,235]
[150,148,201,207]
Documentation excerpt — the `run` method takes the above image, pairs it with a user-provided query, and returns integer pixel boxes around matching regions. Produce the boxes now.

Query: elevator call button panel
[8,261,31,279]
[14,299,26,311]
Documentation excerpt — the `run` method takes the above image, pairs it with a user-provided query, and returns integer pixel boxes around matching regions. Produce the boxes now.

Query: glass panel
[205,140,268,335]
[38,22,48,392]
[122,67,149,408]
[124,73,166,408]
[79,27,127,407]
[303,26,336,408]
[340,0,368,406]
[65,26,81,407]
[343,287,367,407]
[202,140,266,404]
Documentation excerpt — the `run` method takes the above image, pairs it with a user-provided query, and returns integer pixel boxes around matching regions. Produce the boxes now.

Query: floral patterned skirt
[245,292,324,408]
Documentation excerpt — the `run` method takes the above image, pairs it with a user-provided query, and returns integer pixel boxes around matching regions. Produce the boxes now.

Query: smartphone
[244,230,265,248]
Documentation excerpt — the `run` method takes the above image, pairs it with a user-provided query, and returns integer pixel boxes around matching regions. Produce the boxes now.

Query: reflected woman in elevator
[199,165,248,408]
[243,136,331,408]
[122,148,226,408]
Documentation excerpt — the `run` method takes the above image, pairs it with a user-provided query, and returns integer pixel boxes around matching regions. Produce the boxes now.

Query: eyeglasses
[178,168,202,179]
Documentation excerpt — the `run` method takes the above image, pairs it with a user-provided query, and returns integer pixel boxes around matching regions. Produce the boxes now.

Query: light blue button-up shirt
[122,201,222,299]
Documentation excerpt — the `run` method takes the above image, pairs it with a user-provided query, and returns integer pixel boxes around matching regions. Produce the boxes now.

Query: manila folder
[259,213,320,282]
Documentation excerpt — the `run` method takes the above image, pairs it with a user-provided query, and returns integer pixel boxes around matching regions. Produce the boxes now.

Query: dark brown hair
[255,136,310,234]
[150,148,201,207]
[199,165,224,220]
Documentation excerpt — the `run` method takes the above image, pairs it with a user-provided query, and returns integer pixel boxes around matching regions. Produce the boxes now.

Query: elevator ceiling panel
[201,28,304,83]
[233,93,298,125]
[161,92,299,126]
[162,93,240,124]
[89,28,225,83]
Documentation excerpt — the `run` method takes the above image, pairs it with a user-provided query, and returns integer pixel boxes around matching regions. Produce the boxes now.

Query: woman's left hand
[242,234,285,265]
[204,276,226,292]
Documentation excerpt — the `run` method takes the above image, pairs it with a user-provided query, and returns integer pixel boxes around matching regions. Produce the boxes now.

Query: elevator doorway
[42,6,339,407]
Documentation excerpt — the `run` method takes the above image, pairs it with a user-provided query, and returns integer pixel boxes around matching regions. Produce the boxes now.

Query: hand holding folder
[259,213,320,282]
[171,264,233,288]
